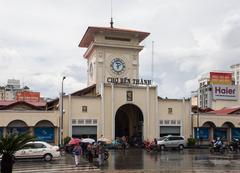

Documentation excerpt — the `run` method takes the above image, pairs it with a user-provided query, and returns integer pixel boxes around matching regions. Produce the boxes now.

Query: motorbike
[145,141,158,152]
[84,148,109,160]
[210,139,226,154]
[229,138,240,153]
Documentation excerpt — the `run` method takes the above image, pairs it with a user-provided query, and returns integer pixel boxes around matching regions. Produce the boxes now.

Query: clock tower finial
[110,17,114,28]
[110,0,114,28]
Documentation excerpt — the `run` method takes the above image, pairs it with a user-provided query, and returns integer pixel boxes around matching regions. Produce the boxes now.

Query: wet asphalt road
[11,148,240,172]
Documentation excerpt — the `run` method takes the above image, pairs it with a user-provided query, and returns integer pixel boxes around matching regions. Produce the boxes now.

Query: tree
[0,132,35,173]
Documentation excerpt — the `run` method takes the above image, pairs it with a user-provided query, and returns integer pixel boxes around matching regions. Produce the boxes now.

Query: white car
[14,141,60,161]
[157,135,186,150]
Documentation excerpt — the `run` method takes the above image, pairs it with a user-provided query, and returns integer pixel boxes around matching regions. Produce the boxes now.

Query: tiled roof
[79,26,150,48]
[208,107,240,115]
[0,100,46,107]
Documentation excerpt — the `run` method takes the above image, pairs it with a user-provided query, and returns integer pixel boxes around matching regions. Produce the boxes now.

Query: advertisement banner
[214,128,227,140]
[210,72,232,85]
[34,127,54,142]
[212,84,238,100]
[232,128,240,139]
[16,91,40,102]
[8,127,28,135]
[194,127,209,140]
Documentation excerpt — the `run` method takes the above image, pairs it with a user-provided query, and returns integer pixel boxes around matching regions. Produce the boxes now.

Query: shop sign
[212,85,238,100]
[232,128,240,140]
[8,127,28,135]
[194,127,209,140]
[34,127,54,142]
[107,77,151,85]
[16,91,40,102]
[210,72,232,85]
[214,128,227,140]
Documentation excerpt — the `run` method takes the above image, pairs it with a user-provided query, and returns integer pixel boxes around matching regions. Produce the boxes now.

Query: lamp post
[196,105,200,146]
[60,76,66,146]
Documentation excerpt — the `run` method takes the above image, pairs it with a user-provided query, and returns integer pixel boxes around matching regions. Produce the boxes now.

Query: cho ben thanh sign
[107,77,152,85]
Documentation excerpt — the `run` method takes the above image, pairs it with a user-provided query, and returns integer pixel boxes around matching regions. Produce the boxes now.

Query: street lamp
[196,105,200,146]
[60,76,66,146]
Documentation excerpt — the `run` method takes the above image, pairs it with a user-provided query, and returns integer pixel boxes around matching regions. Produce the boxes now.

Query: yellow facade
[1,26,239,145]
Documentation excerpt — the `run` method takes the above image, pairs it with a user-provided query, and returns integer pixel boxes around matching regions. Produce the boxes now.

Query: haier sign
[212,85,238,100]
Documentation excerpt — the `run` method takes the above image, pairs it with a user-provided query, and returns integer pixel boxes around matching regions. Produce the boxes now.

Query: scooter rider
[214,137,223,149]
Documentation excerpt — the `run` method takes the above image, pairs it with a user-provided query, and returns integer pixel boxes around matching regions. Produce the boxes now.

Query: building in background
[198,71,239,109]
[0,79,32,101]
[231,63,240,85]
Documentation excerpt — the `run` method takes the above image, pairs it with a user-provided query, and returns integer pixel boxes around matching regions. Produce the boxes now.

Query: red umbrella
[68,138,81,145]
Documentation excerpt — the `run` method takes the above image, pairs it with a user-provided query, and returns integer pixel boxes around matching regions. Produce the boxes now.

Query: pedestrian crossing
[13,163,100,173]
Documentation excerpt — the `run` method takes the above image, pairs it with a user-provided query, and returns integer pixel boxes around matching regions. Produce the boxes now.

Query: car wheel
[160,145,165,150]
[44,154,52,162]
[179,145,184,150]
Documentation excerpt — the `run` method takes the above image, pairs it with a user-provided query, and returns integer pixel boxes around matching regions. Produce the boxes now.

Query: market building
[59,26,191,144]
[0,25,240,145]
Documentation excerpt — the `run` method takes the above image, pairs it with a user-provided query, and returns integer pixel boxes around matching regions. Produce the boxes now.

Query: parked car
[14,141,61,161]
[157,135,185,150]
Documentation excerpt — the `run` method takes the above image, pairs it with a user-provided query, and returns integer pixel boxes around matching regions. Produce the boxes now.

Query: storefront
[160,126,181,137]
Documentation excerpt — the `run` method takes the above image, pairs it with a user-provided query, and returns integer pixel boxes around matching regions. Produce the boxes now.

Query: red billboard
[16,91,40,102]
[210,72,232,85]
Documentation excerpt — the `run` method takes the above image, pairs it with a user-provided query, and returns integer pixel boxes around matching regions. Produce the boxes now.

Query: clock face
[111,58,126,75]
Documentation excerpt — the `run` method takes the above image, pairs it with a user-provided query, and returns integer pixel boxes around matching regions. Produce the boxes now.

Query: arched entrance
[34,120,55,143]
[115,104,143,143]
[7,120,28,134]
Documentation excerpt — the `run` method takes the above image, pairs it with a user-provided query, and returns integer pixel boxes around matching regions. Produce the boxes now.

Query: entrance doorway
[115,104,143,144]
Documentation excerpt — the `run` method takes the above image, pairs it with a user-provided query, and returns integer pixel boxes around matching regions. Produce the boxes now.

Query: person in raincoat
[72,142,82,167]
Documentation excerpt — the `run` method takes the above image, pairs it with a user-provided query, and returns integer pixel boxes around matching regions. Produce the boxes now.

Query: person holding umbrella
[72,142,82,167]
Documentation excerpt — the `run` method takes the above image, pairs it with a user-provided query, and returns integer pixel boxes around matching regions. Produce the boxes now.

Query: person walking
[73,142,82,167]
[87,143,93,163]
[97,142,105,166]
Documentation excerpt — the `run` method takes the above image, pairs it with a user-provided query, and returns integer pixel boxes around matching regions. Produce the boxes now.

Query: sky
[0,0,240,99]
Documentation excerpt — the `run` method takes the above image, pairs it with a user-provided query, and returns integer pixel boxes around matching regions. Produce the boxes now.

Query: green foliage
[64,136,71,145]
[187,138,196,146]
[0,132,35,173]
[0,132,35,155]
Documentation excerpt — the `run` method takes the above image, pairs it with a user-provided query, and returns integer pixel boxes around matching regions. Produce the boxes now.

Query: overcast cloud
[0,0,240,99]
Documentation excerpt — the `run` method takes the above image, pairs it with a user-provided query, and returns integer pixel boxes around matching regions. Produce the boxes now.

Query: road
[9,148,240,172]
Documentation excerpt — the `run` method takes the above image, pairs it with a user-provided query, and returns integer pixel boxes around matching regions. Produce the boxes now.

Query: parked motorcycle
[229,138,240,153]
[84,147,109,160]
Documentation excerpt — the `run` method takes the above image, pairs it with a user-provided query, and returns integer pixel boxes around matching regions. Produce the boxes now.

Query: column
[68,95,72,137]
[111,83,115,140]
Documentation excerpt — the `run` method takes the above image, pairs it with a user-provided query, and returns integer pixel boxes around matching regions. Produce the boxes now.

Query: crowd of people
[72,141,106,167]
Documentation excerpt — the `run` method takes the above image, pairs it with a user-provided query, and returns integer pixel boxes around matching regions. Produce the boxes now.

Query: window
[164,120,170,124]
[168,108,173,114]
[72,119,76,124]
[92,119,97,124]
[34,143,46,148]
[126,91,133,101]
[22,144,35,149]
[82,106,87,112]
[85,119,92,124]
[78,119,84,124]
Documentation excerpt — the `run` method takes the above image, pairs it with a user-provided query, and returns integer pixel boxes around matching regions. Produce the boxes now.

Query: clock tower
[79,26,150,93]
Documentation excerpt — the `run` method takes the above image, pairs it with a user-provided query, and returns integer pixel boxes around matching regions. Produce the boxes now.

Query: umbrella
[98,137,112,144]
[81,138,95,144]
[68,138,81,145]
